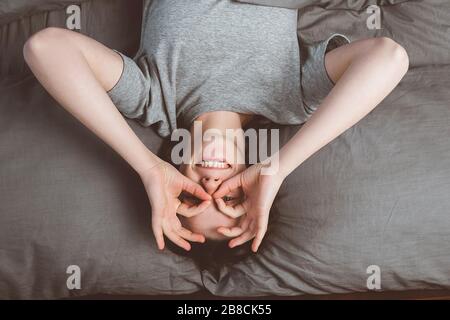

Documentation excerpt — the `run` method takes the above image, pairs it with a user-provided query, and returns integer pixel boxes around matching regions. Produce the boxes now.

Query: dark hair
[167,239,252,271]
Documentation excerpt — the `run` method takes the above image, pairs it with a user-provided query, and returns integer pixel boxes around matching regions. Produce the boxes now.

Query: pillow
[0,0,143,86]
[296,0,450,67]
[202,64,450,296]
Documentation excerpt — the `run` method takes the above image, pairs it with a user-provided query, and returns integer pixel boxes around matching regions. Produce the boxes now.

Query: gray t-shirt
[118,0,303,137]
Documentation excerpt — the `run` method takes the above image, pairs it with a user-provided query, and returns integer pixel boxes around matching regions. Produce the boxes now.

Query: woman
[23,0,409,254]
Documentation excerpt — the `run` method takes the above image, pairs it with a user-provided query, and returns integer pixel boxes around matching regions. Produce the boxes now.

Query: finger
[213,174,243,198]
[178,227,205,243]
[229,229,255,248]
[173,198,182,212]
[252,215,269,253]
[215,198,246,218]
[218,214,250,238]
[177,200,211,218]
[165,229,192,251]
[182,176,211,201]
[239,215,251,231]
[151,218,165,250]
[217,226,245,238]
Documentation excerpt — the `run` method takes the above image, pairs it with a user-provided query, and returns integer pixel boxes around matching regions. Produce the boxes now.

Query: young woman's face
[179,133,247,239]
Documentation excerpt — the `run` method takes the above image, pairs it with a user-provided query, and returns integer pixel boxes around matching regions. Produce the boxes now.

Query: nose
[201,176,223,194]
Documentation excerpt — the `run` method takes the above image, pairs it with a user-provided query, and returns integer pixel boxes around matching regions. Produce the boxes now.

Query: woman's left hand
[213,162,285,252]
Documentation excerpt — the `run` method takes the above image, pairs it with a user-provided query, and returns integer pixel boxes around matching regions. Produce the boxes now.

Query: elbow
[374,37,410,75]
[23,27,66,66]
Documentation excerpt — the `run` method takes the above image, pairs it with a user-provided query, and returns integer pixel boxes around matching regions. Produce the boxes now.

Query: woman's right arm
[23,28,211,250]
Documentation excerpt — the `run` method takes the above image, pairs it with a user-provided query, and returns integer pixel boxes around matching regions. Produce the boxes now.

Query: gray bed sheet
[1,0,449,299]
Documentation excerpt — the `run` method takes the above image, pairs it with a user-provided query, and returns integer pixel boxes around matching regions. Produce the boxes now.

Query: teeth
[200,160,228,168]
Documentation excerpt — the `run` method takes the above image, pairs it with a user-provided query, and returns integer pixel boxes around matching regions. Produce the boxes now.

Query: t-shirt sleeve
[301,33,351,117]
[107,51,172,137]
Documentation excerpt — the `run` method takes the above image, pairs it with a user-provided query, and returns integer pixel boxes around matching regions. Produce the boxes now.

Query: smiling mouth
[196,160,231,169]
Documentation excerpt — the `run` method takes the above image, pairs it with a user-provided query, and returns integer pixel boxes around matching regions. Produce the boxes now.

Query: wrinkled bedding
[1,0,449,298]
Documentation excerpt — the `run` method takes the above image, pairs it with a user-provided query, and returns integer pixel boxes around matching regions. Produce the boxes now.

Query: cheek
[179,165,198,182]
[181,215,211,236]
[180,215,196,232]
[218,214,240,229]
[179,164,187,175]
[236,164,247,174]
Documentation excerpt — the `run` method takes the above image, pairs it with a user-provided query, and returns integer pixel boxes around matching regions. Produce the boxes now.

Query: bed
[0,0,449,299]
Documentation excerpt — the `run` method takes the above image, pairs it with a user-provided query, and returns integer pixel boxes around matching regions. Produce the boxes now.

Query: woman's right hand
[139,161,212,251]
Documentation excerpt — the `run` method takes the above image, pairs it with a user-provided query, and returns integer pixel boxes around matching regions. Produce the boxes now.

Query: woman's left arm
[215,37,409,251]
[278,37,409,178]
